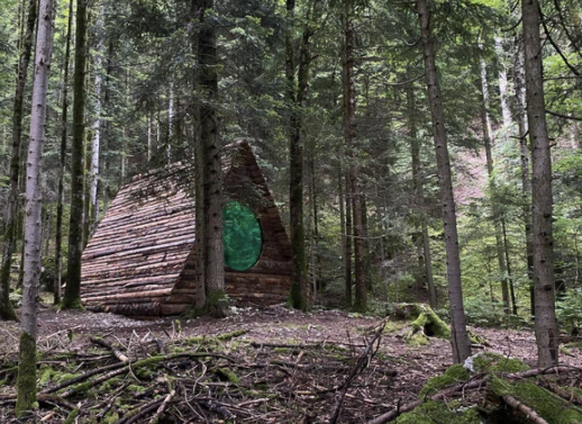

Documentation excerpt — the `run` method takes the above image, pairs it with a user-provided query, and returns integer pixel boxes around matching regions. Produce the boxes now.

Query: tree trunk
[90,2,104,235]
[198,0,224,310]
[513,37,536,316]
[417,0,471,363]
[308,144,320,298]
[63,0,90,310]
[407,82,437,309]
[339,167,352,307]
[16,0,55,414]
[522,0,559,367]
[286,0,314,311]
[54,0,72,304]
[479,51,511,313]
[0,0,38,321]
[344,172,353,307]
[343,0,365,312]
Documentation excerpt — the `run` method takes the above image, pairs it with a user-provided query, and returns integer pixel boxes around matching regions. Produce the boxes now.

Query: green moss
[127,384,147,393]
[102,411,119,424]
[59,297,85,311]
[491,377,582,424]
[15,332,37,417]
[217,330,248,341]
[467,330,488,346]
[411,308,450,339]
[215,368,240,383]
[39,367,55,386]
[395,401,481,424]
[381,321,406,334]
[409,332,430,346]
[63,408,80,424]
[100,377,122,392]
[419,364,470,398]
[56,372,82,384]
[472,352,530,374]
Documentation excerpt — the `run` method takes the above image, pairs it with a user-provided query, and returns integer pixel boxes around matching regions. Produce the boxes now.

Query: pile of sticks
[0,322,397,423]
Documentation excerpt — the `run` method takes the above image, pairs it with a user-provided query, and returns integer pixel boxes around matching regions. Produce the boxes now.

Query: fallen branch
[329,319,387,424]
[41,362,126,394]
[502,394,549,424]
[366,365,582,424]
[91,337,130,363]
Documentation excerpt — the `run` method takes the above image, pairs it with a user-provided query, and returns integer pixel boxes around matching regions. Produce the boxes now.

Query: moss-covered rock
[419,364,470,398]
[395,401,481,424]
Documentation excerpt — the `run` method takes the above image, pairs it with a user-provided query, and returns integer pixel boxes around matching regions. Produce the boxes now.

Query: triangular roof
[80,141,291,316]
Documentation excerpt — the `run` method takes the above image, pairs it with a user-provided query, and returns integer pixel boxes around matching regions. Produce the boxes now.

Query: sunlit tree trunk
[63,0,90,310]
[522,0,559,367]
[339,167,352,307]
[16,0,54,414]
[0,0,38,321]
[417,0,471,363]
[90,2,104,234]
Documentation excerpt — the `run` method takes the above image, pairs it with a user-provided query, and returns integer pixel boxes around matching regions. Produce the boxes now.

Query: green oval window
[223,201,262,271]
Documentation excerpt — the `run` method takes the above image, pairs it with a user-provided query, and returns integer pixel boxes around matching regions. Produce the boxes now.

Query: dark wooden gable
[80,141,292,317]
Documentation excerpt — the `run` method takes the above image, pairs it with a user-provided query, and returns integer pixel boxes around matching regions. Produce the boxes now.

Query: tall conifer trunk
[0,0,38,321]
[522,0,559,367]
[63,0,90,309]
[479,52,511,313]
[286,0,313,310]
[417,0,470,363]
[15,0,54,413]
[198,0,224,310]
[343,0,365,312]
[513,39,536,316]
[90,2,104,234]
[54,0,73,306]
[407,83,437,309]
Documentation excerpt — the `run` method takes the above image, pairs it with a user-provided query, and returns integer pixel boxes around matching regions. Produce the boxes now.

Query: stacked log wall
[81,141,292,317]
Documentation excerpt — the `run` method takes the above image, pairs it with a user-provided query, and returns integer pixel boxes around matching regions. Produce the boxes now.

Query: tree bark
[407,82,437,309]
[417,0,471,363]
[522,0,559,367]
[479,51,511,313]
[63,0,90,310]
[286,0,314,310]
[344,172,353,307]
[513,36,536,316]
[343,0,365,312]
[198,0,224,308]
[339,167,352,307]
[0,0,38,321]
[15,0,54,414]
[90,2,104,235]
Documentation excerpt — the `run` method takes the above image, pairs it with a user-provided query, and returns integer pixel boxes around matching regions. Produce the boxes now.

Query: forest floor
[2,303,582,423]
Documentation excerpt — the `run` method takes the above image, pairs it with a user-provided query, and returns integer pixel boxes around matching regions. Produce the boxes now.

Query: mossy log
[367,365,582,424]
